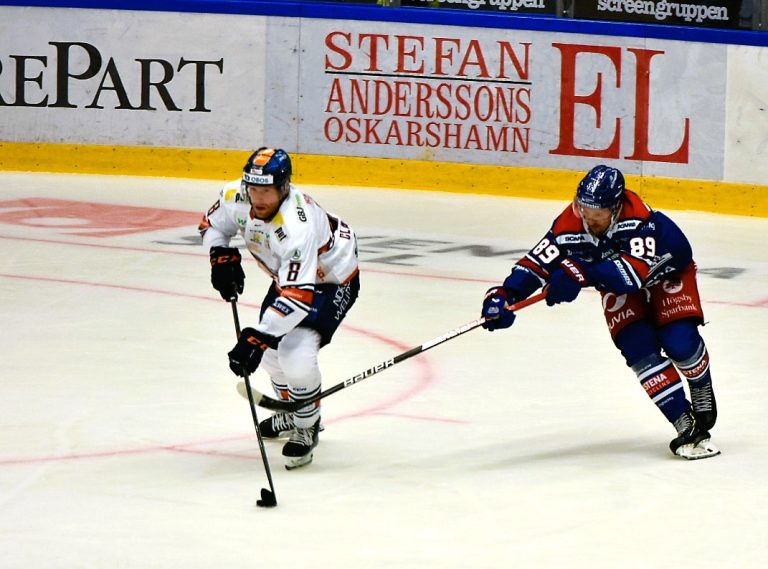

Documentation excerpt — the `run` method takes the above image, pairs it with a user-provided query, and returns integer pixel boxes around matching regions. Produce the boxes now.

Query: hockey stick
[240,290,548,413]
[230,299,278,509]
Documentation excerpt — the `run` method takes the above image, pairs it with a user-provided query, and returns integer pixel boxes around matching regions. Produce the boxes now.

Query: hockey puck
[256,488,277,508]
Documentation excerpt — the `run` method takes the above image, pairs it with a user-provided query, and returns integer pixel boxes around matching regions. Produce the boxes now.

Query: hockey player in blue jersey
[482,165,719,460]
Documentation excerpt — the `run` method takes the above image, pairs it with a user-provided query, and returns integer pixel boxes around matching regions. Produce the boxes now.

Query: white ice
[1,172,767,568]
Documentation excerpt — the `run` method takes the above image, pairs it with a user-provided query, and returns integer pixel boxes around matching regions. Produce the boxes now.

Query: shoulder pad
[619,191,652,221]
[290,189,310,224]
[219,180,248,205]
[552,202,583,235]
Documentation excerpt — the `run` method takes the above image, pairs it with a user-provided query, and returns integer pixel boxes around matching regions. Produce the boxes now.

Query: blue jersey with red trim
[504,190,694,298]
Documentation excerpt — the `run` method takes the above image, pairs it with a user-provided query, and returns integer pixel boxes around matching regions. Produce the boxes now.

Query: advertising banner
[5,6,758,185]
[271,18,727,179]
[399,0,558,14]
[573,1,745,29]
[0,7,265,148]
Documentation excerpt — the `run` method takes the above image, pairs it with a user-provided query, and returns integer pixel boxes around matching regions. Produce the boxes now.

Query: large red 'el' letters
[550,43,690,164]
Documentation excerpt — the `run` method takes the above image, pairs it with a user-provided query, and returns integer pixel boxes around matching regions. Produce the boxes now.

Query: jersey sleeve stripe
[518,257,549,280]
[620,255,651,284]
[280,286,314,307]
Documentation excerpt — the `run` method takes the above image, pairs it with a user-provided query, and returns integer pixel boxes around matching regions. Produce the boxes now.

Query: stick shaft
[253,290,547,412]
[231,300,277,500]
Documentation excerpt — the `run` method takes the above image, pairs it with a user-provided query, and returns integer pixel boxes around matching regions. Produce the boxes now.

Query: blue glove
[481,287,517,331]
[546,258,591,306]
[228,328,280,377]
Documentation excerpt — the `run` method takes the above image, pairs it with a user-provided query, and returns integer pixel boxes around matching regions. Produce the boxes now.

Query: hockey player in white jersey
[199,147,360,469]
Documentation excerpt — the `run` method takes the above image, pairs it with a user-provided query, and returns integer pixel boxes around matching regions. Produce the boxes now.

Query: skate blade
[285,452,314,470]
[675,438,721,460]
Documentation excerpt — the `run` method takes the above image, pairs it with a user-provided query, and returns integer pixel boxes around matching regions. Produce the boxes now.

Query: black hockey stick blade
[256,487,277,508]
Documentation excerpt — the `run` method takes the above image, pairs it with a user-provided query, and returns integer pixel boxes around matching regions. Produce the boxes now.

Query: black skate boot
[690,381,717,431]
[282,418,321,470]
[258,413,294,439]
[670,410,720,460]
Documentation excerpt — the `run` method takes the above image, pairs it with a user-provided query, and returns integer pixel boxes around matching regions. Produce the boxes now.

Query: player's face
[579,205,613,237]
[247,184,282,220]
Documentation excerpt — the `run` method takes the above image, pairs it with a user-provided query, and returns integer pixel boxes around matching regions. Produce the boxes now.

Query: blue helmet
[242,147,292,190]
[575,165,625,210]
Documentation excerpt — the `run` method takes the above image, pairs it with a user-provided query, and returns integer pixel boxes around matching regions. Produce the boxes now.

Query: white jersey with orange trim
[200,181,359,338]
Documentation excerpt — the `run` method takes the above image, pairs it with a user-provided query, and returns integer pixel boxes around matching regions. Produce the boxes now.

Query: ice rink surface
[1,171,767,568]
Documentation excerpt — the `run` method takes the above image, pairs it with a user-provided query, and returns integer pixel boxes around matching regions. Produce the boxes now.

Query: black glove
[228,328,280,377]
[546,258,591,306]
[481,287,517,331]
[210,246,245,300]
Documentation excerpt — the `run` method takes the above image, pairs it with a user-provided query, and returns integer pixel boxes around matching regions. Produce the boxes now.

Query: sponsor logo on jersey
[602,292,627,312]
[275,227,287,242]
[613,220,642,232]
[224,188,247,204]
[662,279,684,294]
[612,259,634,285]
[333,283,353,321]
[607,308,636,331]
[294,195,307,222]
[659,292,697,319]
[249,229,268,245]
[557,234,588,244]
[271,300,295,316]
[291,248,302,260]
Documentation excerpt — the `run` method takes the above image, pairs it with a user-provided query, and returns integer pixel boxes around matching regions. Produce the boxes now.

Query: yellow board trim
[1,141,766,217]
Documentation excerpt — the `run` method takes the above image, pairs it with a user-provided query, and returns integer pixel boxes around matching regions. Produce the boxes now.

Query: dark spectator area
[315,0,764,30]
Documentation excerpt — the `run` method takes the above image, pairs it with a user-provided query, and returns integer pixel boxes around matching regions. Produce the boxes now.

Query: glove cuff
[486,285,523,304]
[210,246,242,265]
[484,286,507,300]
[559,258,591,286]
[241,327,281,351]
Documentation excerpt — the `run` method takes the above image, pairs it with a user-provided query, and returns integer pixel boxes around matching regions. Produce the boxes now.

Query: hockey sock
[271,378,290,401]
[289,384,321,429]
[673,340,712,387]
[631,354,688,423]
[673,341,716,429]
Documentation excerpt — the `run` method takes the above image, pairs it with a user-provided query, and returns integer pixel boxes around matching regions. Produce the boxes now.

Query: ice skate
[670,411,720,460]
[283,418,320,470]
[690,382,717,431]
[258,412,295,439]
